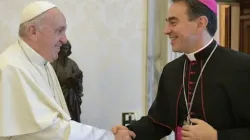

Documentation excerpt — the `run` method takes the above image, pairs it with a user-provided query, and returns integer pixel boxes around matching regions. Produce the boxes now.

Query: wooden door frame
[239,1,250,54]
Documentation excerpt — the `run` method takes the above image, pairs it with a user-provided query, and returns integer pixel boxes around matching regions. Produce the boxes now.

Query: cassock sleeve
[0,65,114,140]
[217,65,250,140]
[127,116,171,140]
[126,67,172,140]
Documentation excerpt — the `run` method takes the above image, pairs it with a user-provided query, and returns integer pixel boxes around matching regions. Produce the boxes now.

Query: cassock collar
[185,39,216,61]
[18,38,47,66]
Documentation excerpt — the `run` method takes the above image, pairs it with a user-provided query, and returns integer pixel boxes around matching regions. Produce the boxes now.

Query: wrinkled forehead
[42,8,67,27]
[167,2,189,20]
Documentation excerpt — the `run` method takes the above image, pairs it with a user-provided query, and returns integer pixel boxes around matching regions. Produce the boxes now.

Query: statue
[51,40,83,122]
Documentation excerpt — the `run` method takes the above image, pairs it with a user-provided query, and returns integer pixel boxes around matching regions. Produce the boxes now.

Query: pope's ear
[27,24,39,41]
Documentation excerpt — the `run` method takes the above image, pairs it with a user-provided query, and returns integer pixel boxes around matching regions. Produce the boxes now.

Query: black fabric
[127,116,171,140]
[127,40,250,140]
[178,41,217,126]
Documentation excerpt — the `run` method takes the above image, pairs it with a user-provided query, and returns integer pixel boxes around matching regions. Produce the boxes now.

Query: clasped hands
[111,118,218,140]
[181,118,217,140]
[111,125,136,140]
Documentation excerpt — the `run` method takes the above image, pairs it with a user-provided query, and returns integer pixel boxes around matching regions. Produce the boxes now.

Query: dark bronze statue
[51,40,83,122]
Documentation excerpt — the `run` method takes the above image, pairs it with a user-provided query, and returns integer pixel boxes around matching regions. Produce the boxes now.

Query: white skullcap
[20,1,56,24]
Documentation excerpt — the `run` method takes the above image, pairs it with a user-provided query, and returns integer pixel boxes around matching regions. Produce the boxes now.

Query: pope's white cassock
[0,38,115,140]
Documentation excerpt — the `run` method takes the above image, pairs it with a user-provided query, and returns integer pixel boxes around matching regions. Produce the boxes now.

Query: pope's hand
[111,125,136,140]
[112,125,129,134]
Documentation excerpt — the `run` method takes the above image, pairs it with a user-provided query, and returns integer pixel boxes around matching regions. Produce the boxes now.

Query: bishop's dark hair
[171,0,217,36]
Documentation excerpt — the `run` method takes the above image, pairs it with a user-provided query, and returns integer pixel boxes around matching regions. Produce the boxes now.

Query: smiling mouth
[169,37,178,41]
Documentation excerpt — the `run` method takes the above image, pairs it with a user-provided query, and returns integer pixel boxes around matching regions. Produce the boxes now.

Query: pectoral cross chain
[183,114,192,125]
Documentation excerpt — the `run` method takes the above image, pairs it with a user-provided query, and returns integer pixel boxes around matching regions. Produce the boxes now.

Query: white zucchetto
[20,1,56,24]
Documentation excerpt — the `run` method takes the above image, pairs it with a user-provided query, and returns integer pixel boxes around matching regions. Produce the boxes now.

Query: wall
[147,0,169,110]
[147,0,172,139]
[0,0,147,130]
[231,3,240,51]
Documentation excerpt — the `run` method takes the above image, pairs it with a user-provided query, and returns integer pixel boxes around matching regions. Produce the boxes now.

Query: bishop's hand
[111,125,136,140]
[181,118,217,140]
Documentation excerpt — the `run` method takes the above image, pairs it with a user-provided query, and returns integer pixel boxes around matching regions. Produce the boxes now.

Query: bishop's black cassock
[127,39,250,140]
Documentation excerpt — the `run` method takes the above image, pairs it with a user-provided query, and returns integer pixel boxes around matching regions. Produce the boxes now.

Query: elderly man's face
[36,8,67,62]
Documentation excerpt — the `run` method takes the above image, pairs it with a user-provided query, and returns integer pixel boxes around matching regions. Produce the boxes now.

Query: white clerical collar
[185,39,214,61]
[18,38,47,66]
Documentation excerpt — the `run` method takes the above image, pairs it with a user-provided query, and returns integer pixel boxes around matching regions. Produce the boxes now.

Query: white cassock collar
[18,38,48,66]
[185,39,214,61]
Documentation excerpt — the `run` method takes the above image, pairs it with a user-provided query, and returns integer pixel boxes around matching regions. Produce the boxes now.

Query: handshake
[111,125,136,140]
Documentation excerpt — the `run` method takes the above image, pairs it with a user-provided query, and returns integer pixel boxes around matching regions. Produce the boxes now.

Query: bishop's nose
[163,23,172,36]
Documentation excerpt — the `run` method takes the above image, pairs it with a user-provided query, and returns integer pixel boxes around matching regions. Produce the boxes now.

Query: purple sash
[176,126,182,140]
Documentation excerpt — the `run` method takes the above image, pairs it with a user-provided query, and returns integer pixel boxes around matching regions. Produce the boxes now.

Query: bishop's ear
[196,16,208,32]
[27,24,38,41]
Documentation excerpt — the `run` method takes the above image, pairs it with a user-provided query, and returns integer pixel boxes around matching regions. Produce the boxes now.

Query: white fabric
[185,38,213,61]
[20,1,56,24]
[0,39,114,140]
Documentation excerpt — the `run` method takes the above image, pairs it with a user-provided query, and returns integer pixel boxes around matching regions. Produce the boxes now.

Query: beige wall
[231,4,240,51]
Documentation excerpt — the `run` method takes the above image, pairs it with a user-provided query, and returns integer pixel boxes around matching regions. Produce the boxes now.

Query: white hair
[18,13,46,37]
